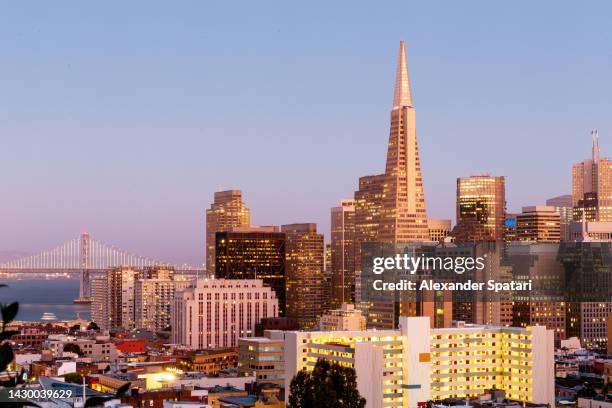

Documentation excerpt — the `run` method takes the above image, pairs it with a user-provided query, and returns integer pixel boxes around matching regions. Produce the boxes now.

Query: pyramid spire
[392,40,413,110]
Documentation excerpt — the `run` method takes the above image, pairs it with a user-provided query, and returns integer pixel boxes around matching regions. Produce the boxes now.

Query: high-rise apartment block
[456,175,506,241]
[330,199,356,308]
[427,219,451,242]
[134,268,176,332]
[206,190,250,273]
[215,226,286,315]
[516,206,561,242]
[281,223,324,329]
[283,317,555,407]
[172,278,278,349]
[572,130,612,222]
[546,194,572,241]
[90,266,177,331]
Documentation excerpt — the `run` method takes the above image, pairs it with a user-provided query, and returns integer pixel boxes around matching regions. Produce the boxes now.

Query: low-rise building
[318,303,366,331]
[176,348,237,376]
[238,333,285,386]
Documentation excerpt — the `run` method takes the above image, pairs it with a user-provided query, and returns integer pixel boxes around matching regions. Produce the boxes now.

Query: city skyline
[2,2,612,264]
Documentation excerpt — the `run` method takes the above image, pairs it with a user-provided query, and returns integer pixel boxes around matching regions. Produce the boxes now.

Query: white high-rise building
[172,278,278,349]
[283,317,555,408]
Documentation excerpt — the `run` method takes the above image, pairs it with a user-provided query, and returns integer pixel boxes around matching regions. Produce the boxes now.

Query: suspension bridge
[0,232,204,303]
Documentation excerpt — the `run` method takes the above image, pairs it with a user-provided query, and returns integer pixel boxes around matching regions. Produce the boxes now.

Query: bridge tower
[75,232,92,303]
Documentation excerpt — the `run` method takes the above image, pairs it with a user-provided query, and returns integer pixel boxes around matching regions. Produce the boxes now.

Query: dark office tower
[330,199,356,308]
[456,175,506,241]
[378,40,429,243]
[282,223,325,329]
[206,190,250,273]
[215,226,286,315]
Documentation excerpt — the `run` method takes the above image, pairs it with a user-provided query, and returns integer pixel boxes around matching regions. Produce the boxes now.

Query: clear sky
[1,1,611,265]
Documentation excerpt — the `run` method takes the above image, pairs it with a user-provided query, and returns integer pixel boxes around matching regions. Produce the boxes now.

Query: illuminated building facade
[427,219,451,242]
[215,226,286,315]
[354,174,385,278]
[572,130,612,222]
[206,190,250,273]
[172,278,278,349]
[238,333,285,385]
[353,41,430,329]
[516,206,561,243]
[319,303,366,331]
[456,175,506,241]
[378,40,429,244]
[546,194,573,241]
[281,223,324,329]
[566,302,612,349]
[283,317,555,408]
[331,199,356,308]
[134,269,176,332]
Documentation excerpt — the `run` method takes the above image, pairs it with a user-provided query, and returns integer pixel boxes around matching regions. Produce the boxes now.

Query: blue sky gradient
[1,1,611,264]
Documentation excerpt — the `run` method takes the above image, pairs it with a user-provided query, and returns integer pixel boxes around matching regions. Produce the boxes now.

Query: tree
[0,285,41,407]
[288,359,366,408]
[87,321,99,331]
[69,324,80,334]
[64,372,83,385]
[63,343,83,356]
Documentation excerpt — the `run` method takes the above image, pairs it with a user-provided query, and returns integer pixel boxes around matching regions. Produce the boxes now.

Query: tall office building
[378,40,428,243]
[546,194,572,241]
[456,175,506,241]
[330,199,356,307]
[516,206,561,243]
[215,226,286,315]
[281,223,325,329]
[172,278,278,349]
[205,190,250,273]
[572,130,612,222]
[509,244,567,345]
[427,219,451,242]
[322,242,332,311]
[283,317,555,407]
[354,174,385,275]
[352,42,431,329]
